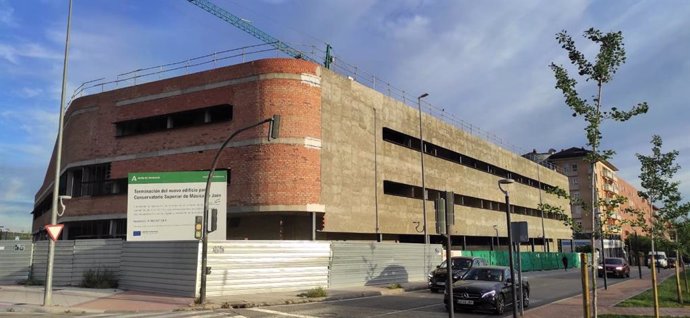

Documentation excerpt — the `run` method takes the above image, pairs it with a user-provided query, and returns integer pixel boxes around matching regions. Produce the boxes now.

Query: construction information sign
[127,171,227,241]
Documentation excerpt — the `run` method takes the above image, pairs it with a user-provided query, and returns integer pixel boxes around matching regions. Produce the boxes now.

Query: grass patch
[617,272,690,308]
[297,287,327,298]
[81,268,118,289]
[387,283,402,289]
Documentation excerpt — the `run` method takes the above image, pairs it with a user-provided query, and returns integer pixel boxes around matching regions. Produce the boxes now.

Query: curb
[195,283,430,310]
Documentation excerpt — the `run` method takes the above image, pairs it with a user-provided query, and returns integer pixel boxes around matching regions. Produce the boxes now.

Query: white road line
[365,303,443,317]
[247,308,319,318]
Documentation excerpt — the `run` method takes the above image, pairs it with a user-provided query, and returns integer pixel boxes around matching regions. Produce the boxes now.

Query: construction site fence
[459,250,582,271]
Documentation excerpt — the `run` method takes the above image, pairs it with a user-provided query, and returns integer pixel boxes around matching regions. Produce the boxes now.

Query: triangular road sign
[45,224,65,242]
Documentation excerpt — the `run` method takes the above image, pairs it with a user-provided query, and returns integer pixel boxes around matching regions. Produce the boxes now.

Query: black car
[428,257,487,293]
[443,266,529,315]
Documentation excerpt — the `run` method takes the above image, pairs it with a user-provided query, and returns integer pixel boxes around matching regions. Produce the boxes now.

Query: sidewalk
[524,268,690,317]
[0,285,193,314]
[2,270,689,316]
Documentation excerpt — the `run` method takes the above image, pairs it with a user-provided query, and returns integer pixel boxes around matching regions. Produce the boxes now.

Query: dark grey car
[428,257,487,293]
[443,266,530,315]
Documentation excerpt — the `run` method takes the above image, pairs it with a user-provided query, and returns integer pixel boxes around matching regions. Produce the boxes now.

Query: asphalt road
[232,266,657,318]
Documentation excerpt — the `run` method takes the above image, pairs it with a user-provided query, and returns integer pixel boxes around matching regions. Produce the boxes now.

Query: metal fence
[119,241,200,297]
[31,239,123,287]
[329,242,444,288]
[205,241,330,297]
[0,240,32,284]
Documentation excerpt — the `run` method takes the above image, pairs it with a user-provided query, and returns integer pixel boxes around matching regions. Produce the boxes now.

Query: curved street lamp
[417,93,429,244]
[498,178,518,318]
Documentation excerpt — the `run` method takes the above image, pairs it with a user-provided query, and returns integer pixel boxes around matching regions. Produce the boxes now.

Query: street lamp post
[417,93,429,245]
[498,178,518,318]
[536,161,547,252]
[198,115,280,304]
[493,224,500,250]
[44,0,73,307]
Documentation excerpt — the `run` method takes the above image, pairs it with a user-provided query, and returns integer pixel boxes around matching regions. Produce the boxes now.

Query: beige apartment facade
[548,147,652,247]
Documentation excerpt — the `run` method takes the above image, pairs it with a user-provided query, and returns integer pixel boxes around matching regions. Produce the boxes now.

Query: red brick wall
[34,58,322,229]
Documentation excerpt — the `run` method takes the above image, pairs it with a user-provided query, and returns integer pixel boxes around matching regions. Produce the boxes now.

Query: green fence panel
[458,251,581,271]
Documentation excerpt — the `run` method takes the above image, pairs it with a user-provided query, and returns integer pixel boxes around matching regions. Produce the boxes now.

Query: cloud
[0,0,17,27]
[0,42,62,64]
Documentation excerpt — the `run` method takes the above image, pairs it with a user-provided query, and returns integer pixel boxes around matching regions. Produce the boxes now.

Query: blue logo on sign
[133,231,141,236]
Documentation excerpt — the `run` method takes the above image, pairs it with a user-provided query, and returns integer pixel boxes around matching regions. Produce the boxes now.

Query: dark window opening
[383,180,415,198]
[381,128,558,193]
[115,104,233,137]
[382,180,565,222]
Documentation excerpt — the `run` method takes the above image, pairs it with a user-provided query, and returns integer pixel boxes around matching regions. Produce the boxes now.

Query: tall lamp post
[198,115,280,304]
[536,160,547,252]
[493,224,500,249]
[44,0,73,307]
[498,178,518,318]
[417,93,429,245]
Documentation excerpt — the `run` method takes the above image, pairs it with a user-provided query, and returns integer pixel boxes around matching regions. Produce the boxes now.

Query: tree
[627,135,689,311]
[550,28,648,317]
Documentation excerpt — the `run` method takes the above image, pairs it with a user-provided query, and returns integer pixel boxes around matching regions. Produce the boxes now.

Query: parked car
[428,256,487,293]
[668,257,677,268]
[598,257,630,278]
[443,266,529,315]
[647,251,669,269]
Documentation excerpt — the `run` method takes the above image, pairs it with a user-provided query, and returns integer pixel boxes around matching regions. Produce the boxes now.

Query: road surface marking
[248,308,319,318]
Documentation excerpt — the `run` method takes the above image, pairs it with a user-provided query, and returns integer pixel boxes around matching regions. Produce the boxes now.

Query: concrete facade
[33,58,571,250]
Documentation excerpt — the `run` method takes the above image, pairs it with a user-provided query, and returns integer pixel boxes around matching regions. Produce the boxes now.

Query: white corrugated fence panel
[70,239,123,286]
[0,240,32,284]
[119,241,199,297]
[329,242,443,288]
[31,240,75,286]
[205,241,330,296]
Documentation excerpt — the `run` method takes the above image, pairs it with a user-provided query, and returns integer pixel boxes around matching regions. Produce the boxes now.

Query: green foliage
[387,283,402,289]
[298,287,327,298]
[81,268,118,289]
[617,272,690,308]
[550,28,648,164]
[630,135,689,241]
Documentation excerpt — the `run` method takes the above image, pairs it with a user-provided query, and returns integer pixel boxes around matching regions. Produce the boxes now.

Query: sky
[1,0,689,232]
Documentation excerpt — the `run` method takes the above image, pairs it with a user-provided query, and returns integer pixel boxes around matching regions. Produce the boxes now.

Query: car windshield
[604,258,624,265]
[464,268,504,282]
[438,258,473,270]
[653,255,666,260]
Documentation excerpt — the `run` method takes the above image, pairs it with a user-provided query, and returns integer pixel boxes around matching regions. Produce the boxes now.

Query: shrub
[298,287,327,298]
[387,283,402,289]
[81,268,118,288]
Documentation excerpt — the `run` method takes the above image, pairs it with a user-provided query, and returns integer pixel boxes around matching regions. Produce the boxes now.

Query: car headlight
[453,275,459,280]
[597,265,603,270]
[481,290,496,298]
[428,272,433,279]
[615,266,623,270]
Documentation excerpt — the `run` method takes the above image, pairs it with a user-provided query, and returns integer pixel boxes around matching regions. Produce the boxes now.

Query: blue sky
[1,0,689,232]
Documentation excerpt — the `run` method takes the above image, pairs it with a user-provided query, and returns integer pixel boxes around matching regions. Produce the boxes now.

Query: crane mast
[187,0,333,69]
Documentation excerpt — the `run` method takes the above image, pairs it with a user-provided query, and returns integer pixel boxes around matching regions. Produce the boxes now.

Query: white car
[647,251,668,269]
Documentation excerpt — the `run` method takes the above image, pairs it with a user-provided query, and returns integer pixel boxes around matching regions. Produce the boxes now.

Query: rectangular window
[572,164,578,172]
[115,104,233,137]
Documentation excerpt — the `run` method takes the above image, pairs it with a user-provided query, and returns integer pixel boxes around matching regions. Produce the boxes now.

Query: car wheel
[522,289,530,308]
[494,294,505,315]
[626,271,630,278]
[430,288,438,293]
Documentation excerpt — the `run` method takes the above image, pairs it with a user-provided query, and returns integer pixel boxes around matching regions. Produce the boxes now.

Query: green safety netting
[459,250,583,272]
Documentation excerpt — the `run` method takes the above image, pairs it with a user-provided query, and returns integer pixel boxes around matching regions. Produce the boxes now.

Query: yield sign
[45,224,65,242]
